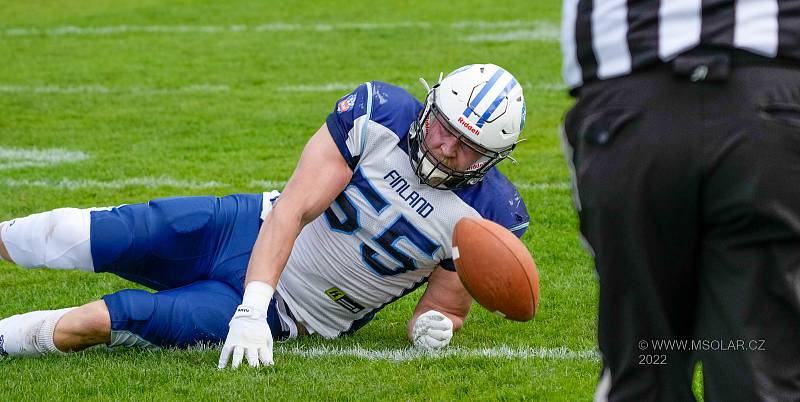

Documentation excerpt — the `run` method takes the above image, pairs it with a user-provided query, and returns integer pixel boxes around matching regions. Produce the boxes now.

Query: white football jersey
[277,82,529,339]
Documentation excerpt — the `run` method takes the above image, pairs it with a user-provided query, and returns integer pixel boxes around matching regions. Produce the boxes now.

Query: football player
[0,64,529,369]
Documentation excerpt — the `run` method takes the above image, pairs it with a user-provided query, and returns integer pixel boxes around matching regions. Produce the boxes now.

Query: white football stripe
[275,345,599,362]
[3,20,555,37]
[0,147,88,170]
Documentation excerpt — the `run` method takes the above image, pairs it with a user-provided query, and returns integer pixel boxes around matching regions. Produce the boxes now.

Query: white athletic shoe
[0,308,73,357]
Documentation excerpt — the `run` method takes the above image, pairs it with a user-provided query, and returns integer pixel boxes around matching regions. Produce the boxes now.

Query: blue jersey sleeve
[325,82,423,170]
[367,82,422,149]
[326,83,370,170]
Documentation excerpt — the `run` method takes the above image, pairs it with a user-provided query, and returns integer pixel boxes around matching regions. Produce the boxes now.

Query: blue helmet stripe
[462,68,505,118]
[476,77,518,128]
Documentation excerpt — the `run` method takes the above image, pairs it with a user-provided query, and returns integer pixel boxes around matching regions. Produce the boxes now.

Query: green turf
[0,1,610,400]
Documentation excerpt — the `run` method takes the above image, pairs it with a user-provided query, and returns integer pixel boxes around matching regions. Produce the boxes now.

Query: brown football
[452,217,539,321]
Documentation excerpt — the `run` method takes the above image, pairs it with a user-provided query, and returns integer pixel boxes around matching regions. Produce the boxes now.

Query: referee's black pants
[563,55,800,402]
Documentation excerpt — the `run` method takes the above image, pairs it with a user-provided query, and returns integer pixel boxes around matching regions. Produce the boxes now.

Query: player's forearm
[244,203,304,288]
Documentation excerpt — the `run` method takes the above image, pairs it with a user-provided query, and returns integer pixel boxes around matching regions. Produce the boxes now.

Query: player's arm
[407,266,472,349]
[245,123,352,287]
[218,122,352,369]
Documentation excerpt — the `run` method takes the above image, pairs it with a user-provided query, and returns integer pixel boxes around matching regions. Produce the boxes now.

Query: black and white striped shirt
[561,0,800,89]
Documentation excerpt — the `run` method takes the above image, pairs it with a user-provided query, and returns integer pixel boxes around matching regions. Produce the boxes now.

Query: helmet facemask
[408,87,515,190]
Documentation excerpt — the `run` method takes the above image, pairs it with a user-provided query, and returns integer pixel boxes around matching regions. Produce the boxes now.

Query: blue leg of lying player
[0,193,295,357]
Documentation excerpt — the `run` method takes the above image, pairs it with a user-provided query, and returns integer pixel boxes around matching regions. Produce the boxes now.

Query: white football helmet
[409,64,526,190]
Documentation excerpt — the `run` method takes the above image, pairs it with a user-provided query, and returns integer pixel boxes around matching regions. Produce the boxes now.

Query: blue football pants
[92,194,289,348]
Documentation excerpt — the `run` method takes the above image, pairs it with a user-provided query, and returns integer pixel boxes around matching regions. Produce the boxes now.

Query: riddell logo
[468,161,486,170]
[457,116,481,136]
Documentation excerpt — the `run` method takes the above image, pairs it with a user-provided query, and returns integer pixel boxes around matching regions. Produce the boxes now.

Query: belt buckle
[671,53,731,82]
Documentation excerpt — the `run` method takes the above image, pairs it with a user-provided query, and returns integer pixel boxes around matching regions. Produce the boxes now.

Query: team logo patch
[337,94,357,113]
[324,287,364,314]
[0,335,7,356]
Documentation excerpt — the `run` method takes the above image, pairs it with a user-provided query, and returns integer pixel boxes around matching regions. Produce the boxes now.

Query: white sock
[0,307,75,357]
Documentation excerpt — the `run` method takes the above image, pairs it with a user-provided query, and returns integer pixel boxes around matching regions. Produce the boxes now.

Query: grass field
[0,1,607,400]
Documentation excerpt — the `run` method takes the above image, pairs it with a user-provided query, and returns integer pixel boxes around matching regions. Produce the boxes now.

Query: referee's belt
[672,47,797,82]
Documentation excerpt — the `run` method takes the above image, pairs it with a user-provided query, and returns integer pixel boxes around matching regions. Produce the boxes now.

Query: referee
[560,1,800,401]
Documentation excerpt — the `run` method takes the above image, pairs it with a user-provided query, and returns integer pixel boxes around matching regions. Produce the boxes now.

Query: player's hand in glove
[218,281,275,369]
[411,310,453,350]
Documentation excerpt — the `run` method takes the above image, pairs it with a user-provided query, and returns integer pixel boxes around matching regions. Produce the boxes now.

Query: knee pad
[1,208,94,271]
[102,289,159,349]
[103,282,238,348]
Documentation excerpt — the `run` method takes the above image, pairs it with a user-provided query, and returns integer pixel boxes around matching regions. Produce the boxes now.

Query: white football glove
[218,281,275,369]
[411,310,453,350]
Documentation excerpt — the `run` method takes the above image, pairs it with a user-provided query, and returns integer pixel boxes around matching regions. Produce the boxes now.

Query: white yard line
[0,82,565,95]
[0,85,110,94]
[185,343,599,362]
[1,81,564,96]
[277,83,371,93]
[1,177,226,190]
[281,82,565,93]
[515,182,570,191]
[3,20,557,37]
[449,20,554,30]
[131,84,230,94]
[249,180,570,191]
[0,146,568,191]
[0,84,229,94]
[463,27,560,42]
[276,345,599,362]
[0,177,569,192]
[248,179,288,189]
[525,82,570,91]
[0,147,89,170]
